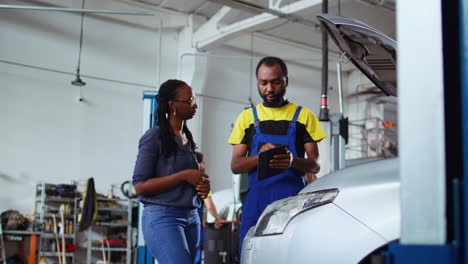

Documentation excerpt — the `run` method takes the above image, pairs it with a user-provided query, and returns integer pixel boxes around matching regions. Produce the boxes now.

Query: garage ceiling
[132,0,395,51]
[129,0,395,71]
[3,0,394,71]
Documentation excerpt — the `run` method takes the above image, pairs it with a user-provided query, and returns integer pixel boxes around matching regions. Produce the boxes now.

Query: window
[142,91,158,132]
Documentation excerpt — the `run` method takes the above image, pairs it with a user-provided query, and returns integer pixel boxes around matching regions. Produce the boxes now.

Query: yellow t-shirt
[228,102,326,156]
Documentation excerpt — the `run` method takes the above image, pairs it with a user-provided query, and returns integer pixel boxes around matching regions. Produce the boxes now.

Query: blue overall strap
[288,105,302,132]
[252,106,261,134]
[292,106,302,123]
[252,106,259,123]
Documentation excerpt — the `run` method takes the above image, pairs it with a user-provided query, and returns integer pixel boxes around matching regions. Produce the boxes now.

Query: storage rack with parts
[0,224,5,264]
[2,182,136,264]
[80,197,136,264]
[35,182,79,264]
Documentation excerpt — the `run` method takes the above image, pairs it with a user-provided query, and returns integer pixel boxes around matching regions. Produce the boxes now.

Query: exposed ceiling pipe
[0,4,155,15]
[0,58,158,88]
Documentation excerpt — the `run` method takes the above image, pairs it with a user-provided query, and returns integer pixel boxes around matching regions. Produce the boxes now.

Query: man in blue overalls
[228,56,326,253]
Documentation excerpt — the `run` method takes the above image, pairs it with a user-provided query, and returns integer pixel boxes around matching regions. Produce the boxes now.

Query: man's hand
[260,143,291,170]
[284,142,320,174]
[269,151,292,169]
[258,142,277,153]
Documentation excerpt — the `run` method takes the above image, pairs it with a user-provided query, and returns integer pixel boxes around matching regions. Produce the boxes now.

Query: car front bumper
[241,203,389,264]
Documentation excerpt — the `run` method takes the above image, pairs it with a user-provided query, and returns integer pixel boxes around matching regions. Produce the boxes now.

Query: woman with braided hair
[132,79,211,264]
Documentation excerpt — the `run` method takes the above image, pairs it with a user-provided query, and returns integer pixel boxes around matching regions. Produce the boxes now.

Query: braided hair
[156,79,197,157]
[194,151,204,163]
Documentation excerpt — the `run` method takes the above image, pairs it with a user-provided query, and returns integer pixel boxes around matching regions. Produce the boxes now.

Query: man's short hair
[195,151,204,163]
[255,56,288,78]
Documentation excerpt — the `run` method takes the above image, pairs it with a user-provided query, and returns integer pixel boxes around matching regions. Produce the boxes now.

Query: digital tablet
[257,145,288,181]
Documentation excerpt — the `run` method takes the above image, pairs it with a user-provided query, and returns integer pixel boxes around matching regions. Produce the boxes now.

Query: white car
[241,14,399,264]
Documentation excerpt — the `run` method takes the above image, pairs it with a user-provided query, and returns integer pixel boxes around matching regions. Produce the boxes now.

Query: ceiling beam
[222,32,354,72]
[194,0,322,50]
[269,0,282,9]
[193,6,233,44]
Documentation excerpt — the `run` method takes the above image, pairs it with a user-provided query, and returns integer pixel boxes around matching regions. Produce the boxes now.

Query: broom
[52,215,62,264]
[59,204,67,264]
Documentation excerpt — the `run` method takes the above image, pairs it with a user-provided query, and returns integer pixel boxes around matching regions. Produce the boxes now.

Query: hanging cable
[77,0,85,72]
[71,0,86,86]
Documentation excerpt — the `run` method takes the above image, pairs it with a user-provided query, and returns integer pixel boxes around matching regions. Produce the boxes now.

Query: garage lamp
[254,188,339,236]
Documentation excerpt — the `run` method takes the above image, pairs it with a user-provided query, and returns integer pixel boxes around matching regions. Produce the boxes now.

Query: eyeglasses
[173,96,197,107]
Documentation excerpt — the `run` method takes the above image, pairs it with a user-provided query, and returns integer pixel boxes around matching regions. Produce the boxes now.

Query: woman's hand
[183,169,211,198]
[184,169,208,186]
[196,178,211,199]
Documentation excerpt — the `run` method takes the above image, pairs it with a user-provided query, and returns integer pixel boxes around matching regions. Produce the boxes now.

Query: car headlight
[254,188,339,236]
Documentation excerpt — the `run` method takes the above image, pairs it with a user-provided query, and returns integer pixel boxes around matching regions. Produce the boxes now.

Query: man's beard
[260,86,287,107]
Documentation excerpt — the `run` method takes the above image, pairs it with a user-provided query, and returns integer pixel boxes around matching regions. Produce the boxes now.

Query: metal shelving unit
[0,225,5,264]
[346,117,398,159]
[82,197,136,264]
[40,252,75,257]
[35,182,79,264]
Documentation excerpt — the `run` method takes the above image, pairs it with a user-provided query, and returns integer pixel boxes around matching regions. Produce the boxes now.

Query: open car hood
[317,14,397,96]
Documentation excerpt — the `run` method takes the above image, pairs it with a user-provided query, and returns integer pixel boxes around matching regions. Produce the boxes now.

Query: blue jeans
[142,204,200,264]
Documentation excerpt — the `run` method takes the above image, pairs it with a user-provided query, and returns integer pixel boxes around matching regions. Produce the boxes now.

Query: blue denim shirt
[132,127,201,209]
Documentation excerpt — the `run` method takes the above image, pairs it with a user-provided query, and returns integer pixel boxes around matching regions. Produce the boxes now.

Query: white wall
[0,0,178,214]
